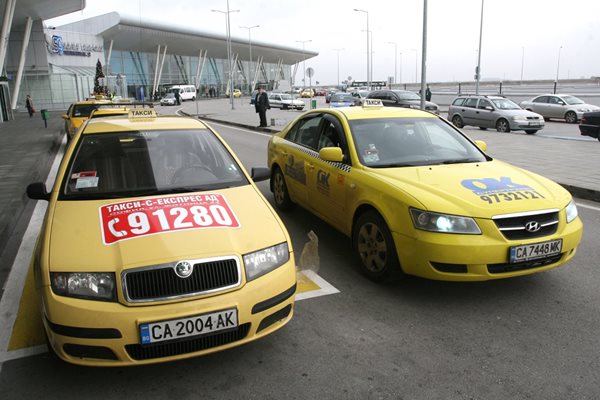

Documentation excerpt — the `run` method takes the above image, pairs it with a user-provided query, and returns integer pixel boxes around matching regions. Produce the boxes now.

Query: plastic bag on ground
[298,230,320,273]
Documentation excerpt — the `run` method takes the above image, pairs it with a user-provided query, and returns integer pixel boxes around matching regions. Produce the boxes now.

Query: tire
[451,115,464,128]
[496,119,510,133]
[283,104,288,110]
[271,167,295,211]
[565,111,577,124]
[353,211,404,282]
[525,130,538,134]
[479,127,487,130]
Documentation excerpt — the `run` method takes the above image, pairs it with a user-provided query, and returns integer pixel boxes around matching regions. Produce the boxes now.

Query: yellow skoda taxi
[267,99,583,282]
[27,109,296,366]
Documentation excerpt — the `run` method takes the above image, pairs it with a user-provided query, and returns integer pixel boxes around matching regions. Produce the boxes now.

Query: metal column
[0,0,17,75]
[11,16,32,110]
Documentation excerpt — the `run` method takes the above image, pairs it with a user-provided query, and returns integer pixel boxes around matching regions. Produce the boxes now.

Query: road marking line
[576,202,600,212]
[295,269,340,301]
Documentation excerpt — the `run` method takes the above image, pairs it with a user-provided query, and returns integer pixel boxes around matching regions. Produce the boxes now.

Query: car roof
[89,108,131,118]
[329,104,437,120]
[82,115,209,134]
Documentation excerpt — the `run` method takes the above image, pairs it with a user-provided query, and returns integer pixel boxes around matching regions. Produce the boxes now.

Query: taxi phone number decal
[99,194,240,245]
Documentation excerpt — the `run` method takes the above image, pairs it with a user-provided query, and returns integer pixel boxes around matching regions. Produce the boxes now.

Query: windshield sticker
[461,176,545,204]
[363,144,380,163]
[99,194,240,245]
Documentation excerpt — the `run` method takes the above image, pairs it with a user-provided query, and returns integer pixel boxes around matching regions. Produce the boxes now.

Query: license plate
[529,121,541,126]
[509,239,562,263]
[140,309,238,345]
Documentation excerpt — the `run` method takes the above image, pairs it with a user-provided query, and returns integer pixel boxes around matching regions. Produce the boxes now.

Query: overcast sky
[46,0,600,86]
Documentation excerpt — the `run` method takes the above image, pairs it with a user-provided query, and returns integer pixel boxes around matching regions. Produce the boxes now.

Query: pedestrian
[254,87,270,128]
[25,94,35,117]
[426,85,432,101]
[174,90,181,105]
[205,87,209,98]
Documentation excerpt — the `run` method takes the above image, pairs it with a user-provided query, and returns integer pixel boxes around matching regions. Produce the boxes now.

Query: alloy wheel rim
[357,223,387,273]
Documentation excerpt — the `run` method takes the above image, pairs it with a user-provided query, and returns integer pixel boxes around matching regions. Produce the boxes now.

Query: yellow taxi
[62,99,112,142]
[233,89,242,98]
[26,109,296,366]
[267,99,583,282]
[88,107,131,119]
[301,88,314,98]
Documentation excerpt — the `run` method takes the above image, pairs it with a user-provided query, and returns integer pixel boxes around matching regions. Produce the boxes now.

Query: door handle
[306,162,315,170]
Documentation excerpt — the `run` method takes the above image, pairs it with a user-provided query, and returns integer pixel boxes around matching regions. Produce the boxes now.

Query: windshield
[491,98,521,110]
[60,129,248,200]
[350,117,488,167]
[396,91,421,101]
[163,93,175,99]
[72,104,98,117]
[332,94,355,102]
[562,95,585,105]
[280,94,292,100]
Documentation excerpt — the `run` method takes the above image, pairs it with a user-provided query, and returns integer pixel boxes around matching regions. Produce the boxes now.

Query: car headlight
[410,208,481,234]
[565,200,578,223]
[244,242,290,281]
[512,115,528,122]
[51,272,116,301]
[409,104,420,109]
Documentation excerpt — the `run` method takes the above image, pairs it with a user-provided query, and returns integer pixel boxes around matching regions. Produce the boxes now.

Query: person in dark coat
[255,87,270,127]
[174,90,181,105]
[25,94,34,117]
[425,85,432,101]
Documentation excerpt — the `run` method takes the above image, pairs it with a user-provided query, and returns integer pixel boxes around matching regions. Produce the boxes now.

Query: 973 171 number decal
[100,194,240,244]
[479,190,546,204]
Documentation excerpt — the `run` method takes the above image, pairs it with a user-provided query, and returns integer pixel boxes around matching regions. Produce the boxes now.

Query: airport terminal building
[0,0,317,121]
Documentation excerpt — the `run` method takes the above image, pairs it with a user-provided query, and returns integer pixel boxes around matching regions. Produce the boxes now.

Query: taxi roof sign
[362,98,384,108]
[128,109,157,120]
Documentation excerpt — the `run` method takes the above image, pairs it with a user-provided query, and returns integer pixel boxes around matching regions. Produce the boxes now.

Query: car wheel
[353,210,404,282]
[283,105,288,110]
[525,130,538,134]
[272,167,295,211]
[565,111,577,124]
[451,115,464,128]
[496,119,510,133]
[479,127,487,130]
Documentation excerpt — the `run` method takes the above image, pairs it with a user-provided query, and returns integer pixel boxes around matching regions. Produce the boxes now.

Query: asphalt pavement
[1,98,599,298]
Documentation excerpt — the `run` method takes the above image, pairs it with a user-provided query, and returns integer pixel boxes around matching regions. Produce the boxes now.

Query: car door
[530,96,550,117]
[548,96,566,118]
[278,114,323,206]
[460,98,479,126]
[306,114,352,228]
[475,98,495,128]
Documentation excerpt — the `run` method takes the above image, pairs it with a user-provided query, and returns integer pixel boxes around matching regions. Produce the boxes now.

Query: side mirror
[27,182,50,201]
[62,114,69,119]
[319,147,344,162]
[251,167,271,183]
[485,106,494,111]
[474,140,487,152]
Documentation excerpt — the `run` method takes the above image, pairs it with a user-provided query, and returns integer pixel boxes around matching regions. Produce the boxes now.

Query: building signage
[46,34,104,57]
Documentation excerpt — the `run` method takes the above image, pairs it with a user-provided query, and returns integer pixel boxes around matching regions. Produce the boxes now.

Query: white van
[168,85,197,101]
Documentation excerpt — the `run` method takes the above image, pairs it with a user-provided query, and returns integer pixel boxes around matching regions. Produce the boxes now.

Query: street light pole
[388,41,397,87]
[520,46,524,82]
[296,39,312,90]
[211,2,239,110]
[354,8,370,89]
[556,45,563,82]
[399,52,403,85]
[240,24,259,94]
[475,0,484,95]
[333,48,344,87]
[410,49,418,83]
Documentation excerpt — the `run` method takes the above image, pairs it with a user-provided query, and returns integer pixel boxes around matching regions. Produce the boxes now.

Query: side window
[478,99,492,109]
[549,96,563,105]
[452,98,465,106]
[464,98,478,108]
[286,115,323,150]
[534,96,549,104]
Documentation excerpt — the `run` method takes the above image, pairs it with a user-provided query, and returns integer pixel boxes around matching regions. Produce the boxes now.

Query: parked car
[267,99,582,282]
[329,92,359,108]
[160,92,177,106]
[301,88,315,98]
[520,94,600,123]
[26,110,297,366]
[579,111,600,141]
[325,89,338,103]
[352,90,371,105]
[448,95,544,134]
[366,90,439,114]
[268,93,305,110]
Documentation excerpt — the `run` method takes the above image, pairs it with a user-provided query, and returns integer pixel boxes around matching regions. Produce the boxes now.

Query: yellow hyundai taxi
[267,99,583,282]
[27,109,296,366]
[62,99,112,141]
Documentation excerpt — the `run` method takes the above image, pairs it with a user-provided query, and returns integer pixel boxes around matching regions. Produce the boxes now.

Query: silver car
[448,95,544,134]
[520,94,600,123]
[268,93,305,110]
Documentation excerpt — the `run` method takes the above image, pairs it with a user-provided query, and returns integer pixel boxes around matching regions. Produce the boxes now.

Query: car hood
[47,186,288,272]
[370,160,571,218]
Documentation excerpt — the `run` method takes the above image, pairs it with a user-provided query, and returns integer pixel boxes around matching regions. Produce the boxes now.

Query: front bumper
[41,261,296,366]
[514,121,545,130]
[393,216,582,281]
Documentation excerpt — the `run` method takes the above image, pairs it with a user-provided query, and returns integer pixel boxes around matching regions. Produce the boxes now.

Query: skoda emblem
[524,221,541,233]
[175,261,193,278]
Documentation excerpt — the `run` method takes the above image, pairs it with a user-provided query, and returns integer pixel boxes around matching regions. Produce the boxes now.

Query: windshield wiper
[371,162,420,168]
[440,158,482,164]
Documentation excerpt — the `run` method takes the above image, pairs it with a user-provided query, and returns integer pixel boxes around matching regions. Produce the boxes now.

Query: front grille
[488,254,563,274]
[123,257,241,302]
[125,323,251,360]
[493,210,559,240]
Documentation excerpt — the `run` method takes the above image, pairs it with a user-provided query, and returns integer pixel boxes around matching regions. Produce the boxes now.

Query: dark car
[366,90,439,114]
[579,111,600,141]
